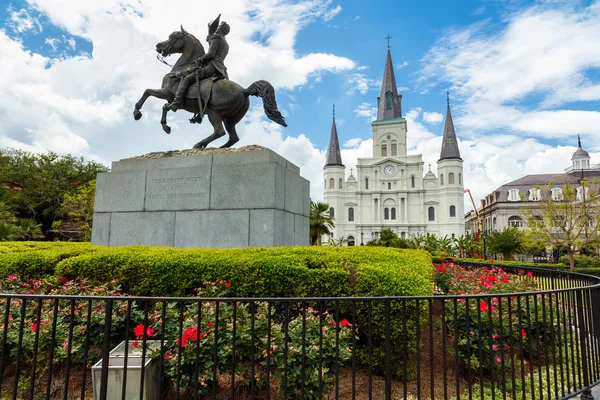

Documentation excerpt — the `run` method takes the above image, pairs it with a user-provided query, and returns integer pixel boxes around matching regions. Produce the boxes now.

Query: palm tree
[310,201,335,245]
[378,228,398,247]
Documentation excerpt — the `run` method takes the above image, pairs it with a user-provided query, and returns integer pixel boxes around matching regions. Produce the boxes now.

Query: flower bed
[0,275,352,399]
[434,263,562,378]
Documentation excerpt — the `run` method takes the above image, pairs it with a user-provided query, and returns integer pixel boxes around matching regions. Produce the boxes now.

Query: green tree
[0,149,108,238]
[523,180,600,270]
[309,201,335,245]
[52,180,97,241]
[487,227,523,260]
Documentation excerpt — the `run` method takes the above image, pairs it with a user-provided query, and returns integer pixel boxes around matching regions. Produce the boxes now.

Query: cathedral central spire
[325,104,344,167]
[377,44,402,121]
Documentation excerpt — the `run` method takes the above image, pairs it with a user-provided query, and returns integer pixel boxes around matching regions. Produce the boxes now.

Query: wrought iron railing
[0,266,599,399]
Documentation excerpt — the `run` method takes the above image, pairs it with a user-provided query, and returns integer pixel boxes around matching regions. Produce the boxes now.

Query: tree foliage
[52,181,97,241]
[367,228,415,248]
[0,149,107,238]
[309,201,335,245]
[523,180,600,270]
[487,227,523,260]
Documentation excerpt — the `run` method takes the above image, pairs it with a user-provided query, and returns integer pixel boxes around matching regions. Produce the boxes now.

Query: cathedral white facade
[323,46,465,245]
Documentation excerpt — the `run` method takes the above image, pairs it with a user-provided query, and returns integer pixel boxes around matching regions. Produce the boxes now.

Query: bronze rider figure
[166,15,230,115]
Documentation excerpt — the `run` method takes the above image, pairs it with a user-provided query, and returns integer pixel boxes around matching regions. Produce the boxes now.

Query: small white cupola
[572,135,590,170]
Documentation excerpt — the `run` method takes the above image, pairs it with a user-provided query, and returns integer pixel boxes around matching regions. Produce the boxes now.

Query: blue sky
[1,0,599,209]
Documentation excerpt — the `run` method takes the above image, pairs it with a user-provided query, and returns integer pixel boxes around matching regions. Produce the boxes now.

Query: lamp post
[361,232,364,246]
[482,231,487,260]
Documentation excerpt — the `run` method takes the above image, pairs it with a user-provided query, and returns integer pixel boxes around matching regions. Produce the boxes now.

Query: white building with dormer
[465,136,600,239]
[323,46,465,245]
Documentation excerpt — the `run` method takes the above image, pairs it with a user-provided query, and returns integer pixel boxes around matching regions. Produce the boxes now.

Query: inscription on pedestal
[145,169,210,211]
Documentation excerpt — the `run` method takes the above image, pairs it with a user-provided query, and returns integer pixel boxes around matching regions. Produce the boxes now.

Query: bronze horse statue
[133,27,287,149]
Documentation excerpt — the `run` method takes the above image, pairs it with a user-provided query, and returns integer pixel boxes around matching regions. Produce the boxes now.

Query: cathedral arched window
[458,173,462,185]
[329,207,334,218]
[348,207,354,222]
[391,207,396,220]
[381,144,387,157]
[388,182,391,190]
[365,178,369,190]
[450,205,456,217]
[411,176,415,188]
[384,208,389,220]
[385,91,392,109]
[391,142,397,156]
[440,174,444,185]
[329,178,334,189]
[428,207,435,222]
[449,173,455,184]
[339,178,343,189]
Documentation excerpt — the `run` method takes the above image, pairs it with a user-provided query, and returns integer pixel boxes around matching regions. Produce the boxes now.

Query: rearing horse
[133,26,287,149]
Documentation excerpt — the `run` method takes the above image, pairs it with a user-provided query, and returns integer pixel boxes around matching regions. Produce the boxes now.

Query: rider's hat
[208,14,221,38]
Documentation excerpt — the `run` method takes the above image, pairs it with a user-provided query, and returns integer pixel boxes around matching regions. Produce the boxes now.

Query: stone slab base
[92,146,309,248]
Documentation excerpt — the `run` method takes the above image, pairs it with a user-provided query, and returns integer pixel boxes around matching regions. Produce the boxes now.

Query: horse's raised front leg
[133,88,174,121]
[193,109,226,150]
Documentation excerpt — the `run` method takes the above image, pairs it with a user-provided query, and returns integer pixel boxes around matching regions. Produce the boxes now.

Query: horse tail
[244,80,287,127]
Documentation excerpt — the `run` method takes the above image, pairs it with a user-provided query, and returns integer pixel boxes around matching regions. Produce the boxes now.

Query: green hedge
[432,255,567,269]
[559,255,600,269]
[0,243,433,378]
[0,242,96,279]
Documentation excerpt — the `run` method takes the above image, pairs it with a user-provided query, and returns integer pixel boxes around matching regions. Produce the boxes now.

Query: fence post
[99,299,113,400]
[576,290,595,400]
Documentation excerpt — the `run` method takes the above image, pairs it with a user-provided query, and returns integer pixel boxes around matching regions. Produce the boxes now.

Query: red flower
[208,321,213,327]
[519,270,525,275]
[176,335,188,348]
[132,340,139,348]
[225,282,231,287]
[57,276,68,285]
[133,324,154,338]
[437,266,447,273]
[527,272,533,277]
[490,259,494,263]
[479,302,488,312]
[339,319,350,327]
[521,329,527,337]
[146,327,155,337]
[32,323,38,333]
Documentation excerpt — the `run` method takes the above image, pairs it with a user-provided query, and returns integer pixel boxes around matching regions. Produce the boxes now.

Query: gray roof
[439,104,461,160]
[325,117,344,167]
[376,48,402,121]
[489,170,600,202]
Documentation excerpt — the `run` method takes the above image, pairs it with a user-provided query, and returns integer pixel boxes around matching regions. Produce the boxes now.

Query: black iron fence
[1,266,600,399]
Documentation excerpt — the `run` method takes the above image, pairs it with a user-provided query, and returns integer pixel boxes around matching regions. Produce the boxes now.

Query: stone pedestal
[91,146,310,248]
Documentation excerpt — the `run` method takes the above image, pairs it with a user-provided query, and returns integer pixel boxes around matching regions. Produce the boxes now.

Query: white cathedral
[323,46,465,245]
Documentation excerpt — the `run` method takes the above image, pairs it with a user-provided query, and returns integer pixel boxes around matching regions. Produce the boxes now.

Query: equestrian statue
[132,15,287,150]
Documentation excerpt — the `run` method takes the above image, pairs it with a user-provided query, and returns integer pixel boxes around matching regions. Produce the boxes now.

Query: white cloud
[396,61,408,69]
[356,65,368,71]
[7,8,43,34]
[45,37,58,51]
[354,102,377,121]
[346,72,376,95]
[422,111,444,124]
[323,5,342,21]
[419,3,600,147]
[343,138,363,148]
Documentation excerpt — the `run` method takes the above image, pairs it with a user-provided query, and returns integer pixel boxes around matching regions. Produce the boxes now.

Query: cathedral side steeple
[439,93,461,161]
[325,104,344,167]
[376,42,402,121]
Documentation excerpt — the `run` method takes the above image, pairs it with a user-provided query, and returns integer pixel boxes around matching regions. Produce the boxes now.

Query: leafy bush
[435,263,561,377]
[559,254,600,269]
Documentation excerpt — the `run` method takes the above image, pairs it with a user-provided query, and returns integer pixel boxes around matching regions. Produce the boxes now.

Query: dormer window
[577,186,589,201]
[551,188,563,201]
[529,188,541,201]
[385,91,392,109]
[507,189,520,202]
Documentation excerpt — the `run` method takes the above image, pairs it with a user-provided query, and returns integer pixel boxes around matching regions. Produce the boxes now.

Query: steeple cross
[350,168,353,176]
[385,34,392,48]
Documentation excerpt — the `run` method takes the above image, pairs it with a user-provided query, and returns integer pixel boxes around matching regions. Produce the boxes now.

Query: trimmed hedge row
[0,242,96,279]
[432,255,566,269]
[0,243,433,378]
